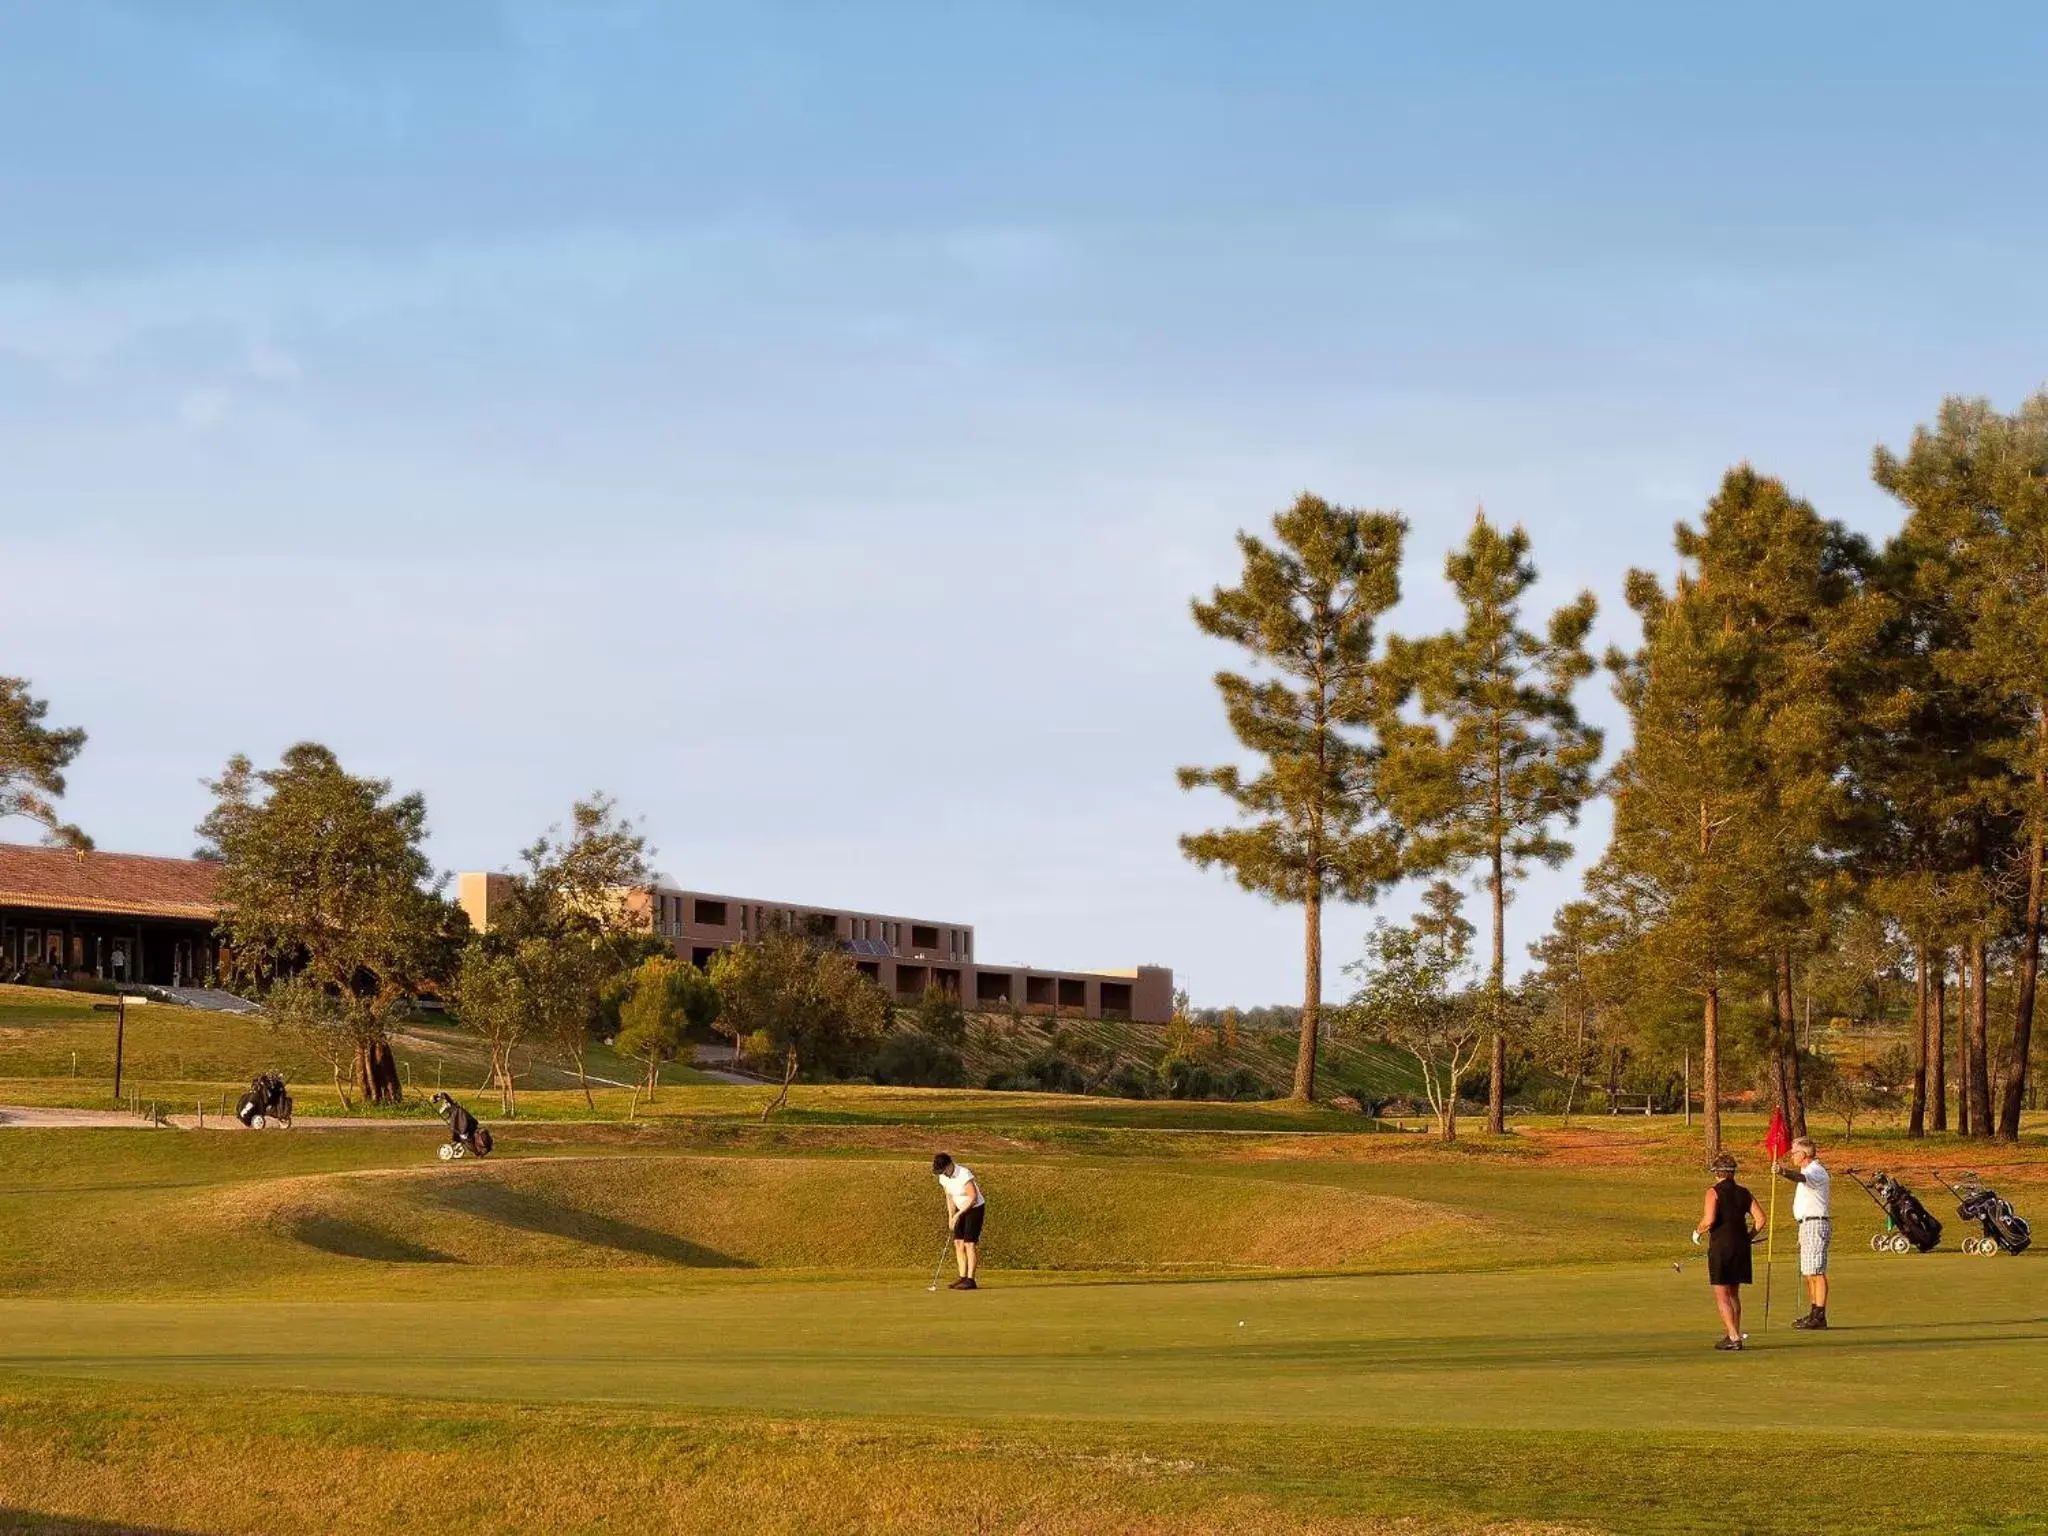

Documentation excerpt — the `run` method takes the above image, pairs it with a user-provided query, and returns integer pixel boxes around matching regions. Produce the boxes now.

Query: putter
[924,1230,955,1292]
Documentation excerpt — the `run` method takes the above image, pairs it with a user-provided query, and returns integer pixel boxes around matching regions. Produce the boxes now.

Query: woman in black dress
[1694,1151,1764,1350]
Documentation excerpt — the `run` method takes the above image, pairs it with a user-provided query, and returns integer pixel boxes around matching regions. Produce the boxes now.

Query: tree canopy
[0,676,88,850]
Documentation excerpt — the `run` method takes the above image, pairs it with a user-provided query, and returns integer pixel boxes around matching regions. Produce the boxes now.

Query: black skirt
[1707,1178,1754,1286]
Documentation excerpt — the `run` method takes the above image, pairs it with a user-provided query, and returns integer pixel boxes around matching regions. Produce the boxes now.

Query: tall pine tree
[1180,495,1409,1100]
[1597,469,1866,1153]
[1875,393,2048,1141]
[1384,512,1602,1134]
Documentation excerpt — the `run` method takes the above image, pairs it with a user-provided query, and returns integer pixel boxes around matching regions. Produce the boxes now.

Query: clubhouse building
[457,873,1174,1024]
[0,838,1173,1022]
[0,842,223,987]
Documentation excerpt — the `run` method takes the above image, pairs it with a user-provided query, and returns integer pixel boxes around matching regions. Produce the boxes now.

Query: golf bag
[430,1091,493,1160]
[1871,1171,1943,1252]
[235,1072,293,1129]
[1943,1174,2032,1256]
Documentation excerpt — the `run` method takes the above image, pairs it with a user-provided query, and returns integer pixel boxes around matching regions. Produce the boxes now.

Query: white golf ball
[1237,1320,1245,1327]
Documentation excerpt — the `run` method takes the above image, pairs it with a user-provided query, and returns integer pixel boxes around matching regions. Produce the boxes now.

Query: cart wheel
[1982,1239,2002,1257]
[451,1142,466,1159]
[248,1113,265,1131]
[1869,1232,1885,1252]
[1893,1234,1913,1254]
[438,1143,455,1161]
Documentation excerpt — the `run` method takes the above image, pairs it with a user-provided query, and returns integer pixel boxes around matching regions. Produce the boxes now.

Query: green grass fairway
[5,1256,2045,1431]
[1,1097,2044,1532]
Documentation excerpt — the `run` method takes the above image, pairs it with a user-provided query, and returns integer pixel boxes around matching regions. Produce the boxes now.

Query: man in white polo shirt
[932,1152,986,1291]
[1780,1136,1832,1330]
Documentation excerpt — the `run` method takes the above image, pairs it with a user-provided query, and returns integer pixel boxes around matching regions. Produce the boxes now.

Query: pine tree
[1874,393,2048,1141]
[1695,471,1880,1143]
[1384,512,1601,1134]
[1179,494,1409,1100]
[1596,468,1867,1156]
[0,676,89,850]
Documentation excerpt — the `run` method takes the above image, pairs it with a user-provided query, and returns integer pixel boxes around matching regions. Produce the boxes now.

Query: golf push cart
[430,1091,493,1161]
[1845,1169,1943,1253]
[1931,1171,2033,1257]
[235,1072,293,1130]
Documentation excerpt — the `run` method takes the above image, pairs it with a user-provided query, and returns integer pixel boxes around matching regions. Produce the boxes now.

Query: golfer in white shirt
[1779,1136,1832,1330]
[932,1152,986,1290]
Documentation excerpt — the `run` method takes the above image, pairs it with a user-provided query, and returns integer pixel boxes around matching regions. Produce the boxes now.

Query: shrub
[1106,1063,1153,1099]
[872,1030,967,1088]
[910,990,968,1046]
[987,1052,1090,1095]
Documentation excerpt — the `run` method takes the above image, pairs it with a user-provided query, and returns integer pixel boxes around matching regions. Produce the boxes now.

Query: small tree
[709,929,890,1118]
[0,676,89,849]
[487,796,660,1108]
[453,944,529,1115]
[911,986,968,1045]
[1179,494,1410,1100]
[1345,880,1483,1141]
[199,744,461,1104]
[614,955,721,1099]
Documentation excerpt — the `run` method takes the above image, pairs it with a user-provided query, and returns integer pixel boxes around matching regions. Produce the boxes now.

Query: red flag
[1763,1107,1791,1161]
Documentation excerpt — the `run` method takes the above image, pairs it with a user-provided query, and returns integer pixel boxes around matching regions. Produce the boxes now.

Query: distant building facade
[456,872,1173,1024]
[0,843,222,986]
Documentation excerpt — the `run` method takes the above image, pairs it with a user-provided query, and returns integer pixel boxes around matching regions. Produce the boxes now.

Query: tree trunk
[1773,947,1806,1140]
[1293,887,1321,1101]
[1702,986,1721,1158]
[761,1048,800,1120]
[1931,957,1948,1133]
[354,1037,403,1105]
[1969,935,1994,1138]
[1487,845,1506,1134]
[1909,944,1929,1138]
[1956,948,1973,1137]
[2000,727,2046,1142]
[575,1052,595,1113]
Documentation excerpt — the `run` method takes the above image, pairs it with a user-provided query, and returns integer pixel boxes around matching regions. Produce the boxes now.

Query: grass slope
[1,1105,2045,1532]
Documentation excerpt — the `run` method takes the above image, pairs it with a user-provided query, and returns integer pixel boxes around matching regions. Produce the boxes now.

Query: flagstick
[1765,1161,1778,1333]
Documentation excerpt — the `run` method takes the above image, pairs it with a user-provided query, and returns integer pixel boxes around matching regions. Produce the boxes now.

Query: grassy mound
[206,1154,1476,1274]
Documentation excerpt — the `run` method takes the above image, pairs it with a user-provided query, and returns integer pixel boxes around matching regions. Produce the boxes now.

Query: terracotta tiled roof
[0,843,220,921]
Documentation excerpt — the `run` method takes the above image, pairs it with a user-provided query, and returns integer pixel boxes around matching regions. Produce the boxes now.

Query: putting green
[3,1252,2039,1431]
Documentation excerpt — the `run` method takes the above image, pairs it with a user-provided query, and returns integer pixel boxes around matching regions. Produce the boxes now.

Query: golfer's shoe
[947,1277,974,1290]
[1714,1337,1744,1351]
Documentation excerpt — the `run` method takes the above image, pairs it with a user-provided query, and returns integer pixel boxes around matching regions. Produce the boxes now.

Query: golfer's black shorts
[953,1204,985,1243]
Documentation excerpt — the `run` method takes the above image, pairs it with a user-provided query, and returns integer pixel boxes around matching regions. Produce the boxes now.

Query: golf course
[2,989,2044,1534]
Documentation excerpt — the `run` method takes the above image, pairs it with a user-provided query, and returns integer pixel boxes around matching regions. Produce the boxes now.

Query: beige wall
[454,873,1171,1025]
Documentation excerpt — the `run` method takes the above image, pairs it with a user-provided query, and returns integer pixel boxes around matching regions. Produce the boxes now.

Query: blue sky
[3,1,2044,1004]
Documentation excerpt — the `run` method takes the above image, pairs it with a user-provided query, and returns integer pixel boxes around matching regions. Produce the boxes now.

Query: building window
[695,899,728,926]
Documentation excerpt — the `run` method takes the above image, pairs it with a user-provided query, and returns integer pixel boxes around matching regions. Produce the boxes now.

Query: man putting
[932,1152,985,1290]
[1779,1135,1832,1329]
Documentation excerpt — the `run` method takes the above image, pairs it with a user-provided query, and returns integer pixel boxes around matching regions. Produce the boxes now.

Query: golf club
[924,1229,955,1292]
[1671,1229,1764,1274]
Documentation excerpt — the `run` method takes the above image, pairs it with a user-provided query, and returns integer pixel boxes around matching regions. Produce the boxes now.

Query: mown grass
[2,1071,2046,1532]
[0,1383,2044,1534]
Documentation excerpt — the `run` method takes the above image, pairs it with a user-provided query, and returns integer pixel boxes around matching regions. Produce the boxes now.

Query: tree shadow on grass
[423,1182,751,1268]
[0,1511,197,1534]
[290,1213,458,1264]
